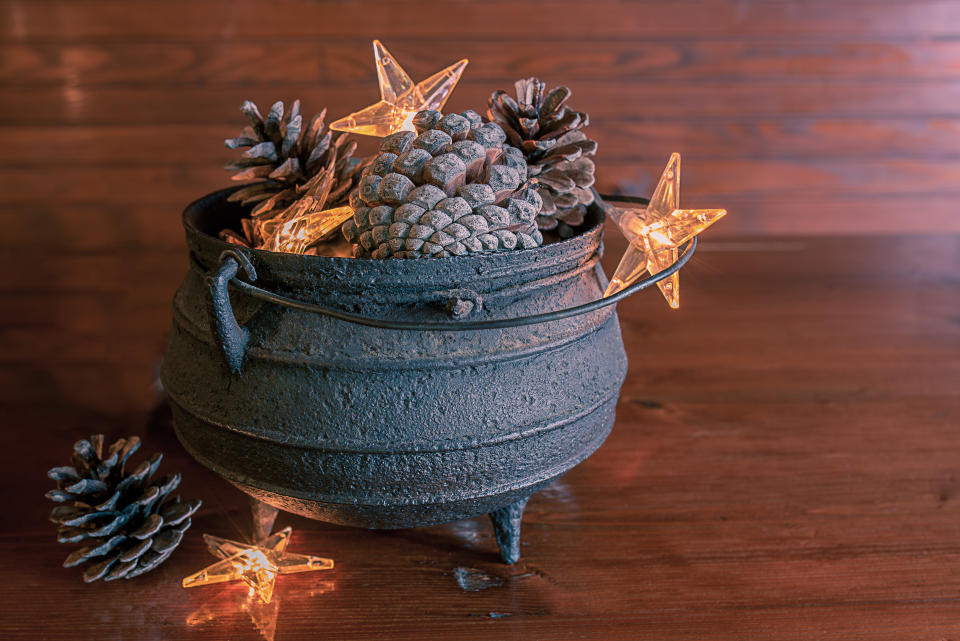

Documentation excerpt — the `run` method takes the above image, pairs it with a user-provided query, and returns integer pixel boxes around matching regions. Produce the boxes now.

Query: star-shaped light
[255,149,355,254]
[330,40,468,137]
[604,153,726,307]
[266,205,353,254]
[182,527,333,604]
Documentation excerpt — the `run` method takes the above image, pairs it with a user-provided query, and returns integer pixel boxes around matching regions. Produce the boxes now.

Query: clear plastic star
[182,527,333,604]
[330,40,468,137]
[604,153,726,307]
[265,205,354,254]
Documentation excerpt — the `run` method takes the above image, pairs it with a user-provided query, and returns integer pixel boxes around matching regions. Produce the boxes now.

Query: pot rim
[182,186,607,292]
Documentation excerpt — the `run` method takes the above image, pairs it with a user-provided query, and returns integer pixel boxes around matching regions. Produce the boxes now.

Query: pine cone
[342,109,543,259]
[45,435,201,582]
[222,99,364,248]
[487,78,598,237]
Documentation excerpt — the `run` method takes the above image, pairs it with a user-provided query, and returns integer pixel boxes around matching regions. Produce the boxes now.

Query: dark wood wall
[3,0,958,250]
[4,0,958,414]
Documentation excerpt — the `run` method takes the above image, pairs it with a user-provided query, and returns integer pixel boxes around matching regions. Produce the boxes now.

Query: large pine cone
[342,109,543,258]
[487,78,598,237]
[223,100,364,248]
[46,435,201,582]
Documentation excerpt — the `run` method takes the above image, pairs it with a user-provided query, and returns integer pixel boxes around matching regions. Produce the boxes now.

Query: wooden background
[3,2,960,639]
[5,0,959,415]
[3,0,960,251]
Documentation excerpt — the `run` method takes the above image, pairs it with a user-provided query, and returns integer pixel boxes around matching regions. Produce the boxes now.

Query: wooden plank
[692,196,960,234]
[5,82,960,126]
[4,159,959,206]
[5,197,956,252]
[4,39,960,86]
[8,118,960,169]
[4,203,959,250]
[2,186,959,247]
[5,0,960,40]
[607,117,960,160]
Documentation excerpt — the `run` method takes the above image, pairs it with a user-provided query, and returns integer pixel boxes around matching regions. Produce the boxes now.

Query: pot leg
[489,496,530,564]
[250,496,280,542]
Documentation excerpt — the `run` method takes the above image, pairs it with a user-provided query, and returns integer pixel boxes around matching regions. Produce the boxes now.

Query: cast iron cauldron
[161,187,694,563]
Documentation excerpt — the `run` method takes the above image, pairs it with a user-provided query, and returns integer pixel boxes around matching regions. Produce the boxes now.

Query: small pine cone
[487,78,598,237]
[222,99,364,247]
[45,435,201,582]
[342,110,543,259]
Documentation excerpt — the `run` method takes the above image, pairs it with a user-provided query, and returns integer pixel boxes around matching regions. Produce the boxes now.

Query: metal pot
[162,187,685,563]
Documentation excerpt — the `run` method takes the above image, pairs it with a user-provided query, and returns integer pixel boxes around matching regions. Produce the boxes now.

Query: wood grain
[3,158,958,239]
[3,2,960,636]
[2,235,958,640]
[7,119,960,167]
[8,83,960,126]
[6,158,960,204]
[4,0,959,235]
[5,1,960,39]
[5,39,960,86]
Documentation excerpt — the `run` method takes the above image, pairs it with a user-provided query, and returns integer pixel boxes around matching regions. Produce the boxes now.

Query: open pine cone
[45,435,201,582]
[487,78,598,237]
[342,109,543,258]
[223,99,364,249]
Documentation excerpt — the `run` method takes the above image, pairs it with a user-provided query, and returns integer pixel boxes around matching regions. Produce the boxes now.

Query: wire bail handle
[206,194,694,372]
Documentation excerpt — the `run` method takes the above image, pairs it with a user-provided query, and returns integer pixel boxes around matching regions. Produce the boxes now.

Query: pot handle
[203,194,698,332]
[207,249,258,374]
[427,288,484,320]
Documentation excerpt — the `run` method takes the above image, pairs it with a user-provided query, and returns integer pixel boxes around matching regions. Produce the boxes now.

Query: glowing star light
[604,153,726,307]
[182,527,333,604]
[330,40,468,137]
[265,205,353,254]
[256,149,356,254]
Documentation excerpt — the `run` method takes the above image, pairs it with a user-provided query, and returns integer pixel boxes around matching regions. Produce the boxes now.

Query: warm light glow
[186,579,335,641]
[267,206,354,254]
[182,548,277,604]
[604,153,726,307]
[330,40,468,137]
[253,156,354,254]
[182,526,333,604]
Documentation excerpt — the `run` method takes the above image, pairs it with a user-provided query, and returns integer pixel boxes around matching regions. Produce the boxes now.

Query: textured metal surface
[161,187,629,561]
[489,497,530,565]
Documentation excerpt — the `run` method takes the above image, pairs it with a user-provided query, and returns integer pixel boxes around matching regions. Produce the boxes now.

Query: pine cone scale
[48,466,80,482]
[119,537,152,562]
[82,557,115,583]
[104,558,139,582]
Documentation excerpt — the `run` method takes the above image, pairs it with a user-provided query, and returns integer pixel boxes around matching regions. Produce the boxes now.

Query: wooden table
[3,232,958,640]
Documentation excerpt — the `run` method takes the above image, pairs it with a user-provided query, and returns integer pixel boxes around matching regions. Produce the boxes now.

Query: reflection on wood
[187,580,336,641]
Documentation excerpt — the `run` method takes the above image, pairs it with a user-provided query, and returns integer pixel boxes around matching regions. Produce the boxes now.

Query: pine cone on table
[222,99,364,248]
[342,109,543,258]
[487,78,598,237]
[45,435,201,582]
